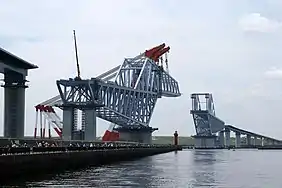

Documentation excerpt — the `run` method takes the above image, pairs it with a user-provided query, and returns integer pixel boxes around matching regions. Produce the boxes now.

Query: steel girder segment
[97,82,158,127]
[57,78,103,108]
[56,78,158,127]
[191,112,212,136]
[191,109,225,136]
[38,65,121,106]
[160,71,181,97]
[114,57,181,98]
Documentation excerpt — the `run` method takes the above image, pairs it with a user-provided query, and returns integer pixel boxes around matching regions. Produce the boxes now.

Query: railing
[0,143,181,155]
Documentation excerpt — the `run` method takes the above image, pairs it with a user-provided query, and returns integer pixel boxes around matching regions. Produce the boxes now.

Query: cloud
[238,13,282,33]
[264,67,282,79]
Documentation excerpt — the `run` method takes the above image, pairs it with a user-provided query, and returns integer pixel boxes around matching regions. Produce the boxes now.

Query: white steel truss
[190,93,225,136]
[35,44,181,137]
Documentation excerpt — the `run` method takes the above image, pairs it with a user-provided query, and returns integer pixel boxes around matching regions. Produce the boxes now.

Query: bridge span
[34,42,181,144]
[222,125,281,148]
[190,93,281,149]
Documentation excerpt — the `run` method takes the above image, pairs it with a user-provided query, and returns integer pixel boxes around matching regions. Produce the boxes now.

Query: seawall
[0,145,181,184]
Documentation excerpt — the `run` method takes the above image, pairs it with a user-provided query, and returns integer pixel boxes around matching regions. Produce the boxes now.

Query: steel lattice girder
[191,110,225,136]
[56,77,159,127]
[51,52,181,129]
[191,112,212,136]
[114,57,180,97]
[96,82,158,127]
[56,78,103,108]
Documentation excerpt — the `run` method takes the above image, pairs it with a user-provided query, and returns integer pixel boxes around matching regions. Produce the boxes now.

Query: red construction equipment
[102,124,120,142]
[34,105,62,139]
[144,43,170,62]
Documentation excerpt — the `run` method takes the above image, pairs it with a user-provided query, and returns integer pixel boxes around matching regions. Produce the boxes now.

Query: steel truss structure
[190,93,225,136]
[34,43,181,138]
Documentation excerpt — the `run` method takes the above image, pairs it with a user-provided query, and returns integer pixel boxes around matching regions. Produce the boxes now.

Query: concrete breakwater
[0,144,181,184]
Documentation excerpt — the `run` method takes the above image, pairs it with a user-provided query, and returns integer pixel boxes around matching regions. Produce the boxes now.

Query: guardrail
[0,144,180,155]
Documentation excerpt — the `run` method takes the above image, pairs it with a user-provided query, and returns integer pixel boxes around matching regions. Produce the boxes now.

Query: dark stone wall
[0,147,180,184]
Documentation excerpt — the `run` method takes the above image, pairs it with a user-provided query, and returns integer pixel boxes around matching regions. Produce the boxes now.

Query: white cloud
[238,13,282,33]
[264,67,282,79]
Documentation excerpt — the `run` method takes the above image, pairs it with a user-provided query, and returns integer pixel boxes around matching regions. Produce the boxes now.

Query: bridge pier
[219,131,225,147]
[2,71,27,139]
[235,132,241,147]
[254,136,263,146]
[246,135,251,146]
[193,135,217,148]
[84,109,96,141]
[225,129,231,147]
[62,107,75,140]
[115,127,158,144]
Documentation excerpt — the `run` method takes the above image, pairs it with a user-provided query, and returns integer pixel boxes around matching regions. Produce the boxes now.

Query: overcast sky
[1,0,282,138]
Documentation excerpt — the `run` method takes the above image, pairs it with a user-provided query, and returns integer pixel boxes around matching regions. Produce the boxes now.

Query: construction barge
[0,143,182,184]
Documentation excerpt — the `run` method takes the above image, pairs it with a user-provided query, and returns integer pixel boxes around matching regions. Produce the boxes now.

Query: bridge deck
[0,47,38,69]
[225,125,281,142]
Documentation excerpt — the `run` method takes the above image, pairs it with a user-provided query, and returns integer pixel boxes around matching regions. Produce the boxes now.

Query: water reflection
[19,149,282,187]
[191,150,217,187]
[28,156,159,187]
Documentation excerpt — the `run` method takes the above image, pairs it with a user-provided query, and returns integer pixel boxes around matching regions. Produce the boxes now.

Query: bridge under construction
[190,93,282,148]
[0,31,281,147]
[33,35,181,143]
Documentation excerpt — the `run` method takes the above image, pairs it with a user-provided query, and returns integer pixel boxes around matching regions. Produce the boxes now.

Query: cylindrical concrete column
[254,136,258,146]
[235,132,241,147]
[225,130,231,147]
[246,135,251,146]
[219,131,225,147]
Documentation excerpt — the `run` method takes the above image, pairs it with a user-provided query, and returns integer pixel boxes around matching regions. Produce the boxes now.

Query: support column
[2,71,27,138]
[246,135,251,146]
[115,127,157,144]
[257,137,262,146]
[261,137,264,146]
[84,109,97,141]
[254,136,258,146]
[235,132,241,148]
[225,129,231,147]
[219,131,225,147]
[62,107,74,140]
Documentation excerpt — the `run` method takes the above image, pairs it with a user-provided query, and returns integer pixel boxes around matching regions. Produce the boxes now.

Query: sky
[1,0,282,138]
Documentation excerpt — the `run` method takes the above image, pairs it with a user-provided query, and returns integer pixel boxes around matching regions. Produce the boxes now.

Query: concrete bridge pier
[84,109,97,141]
[2,71,28,139]
[225,129,231,147]
[115,127,158,144]
[246,135,251,146]
[256,137,262,146]
[219,131,225,147]
[254,136,258,146]
[235,132,241,147]
[62,107,75,140]
[261,137,264,146]
[0,48,38,139]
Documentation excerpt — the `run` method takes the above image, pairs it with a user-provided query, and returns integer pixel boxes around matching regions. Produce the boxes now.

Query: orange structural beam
[152,46,170,62]
[144,43,165,59]
[144,43,170,62]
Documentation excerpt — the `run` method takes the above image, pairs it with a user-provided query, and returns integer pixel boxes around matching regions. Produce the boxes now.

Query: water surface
[25,149,282,187]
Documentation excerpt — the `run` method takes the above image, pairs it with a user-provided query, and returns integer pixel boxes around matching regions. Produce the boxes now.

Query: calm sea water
[23,149,282,187]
